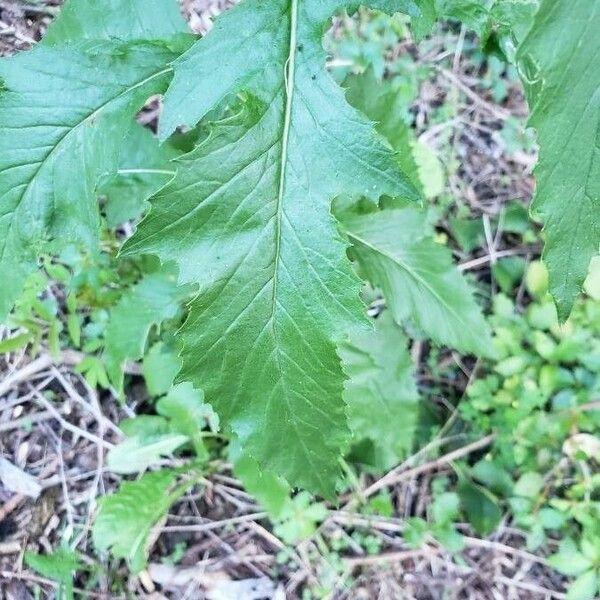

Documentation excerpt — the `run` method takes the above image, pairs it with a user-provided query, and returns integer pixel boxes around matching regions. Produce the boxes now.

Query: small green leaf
[433,523,465,553]
[513,472,544,499]
[405,517,429,548]
[449,217,485,253]
[274,491,328,544]
[120,415,169,438]
[93,469,195,572]
[471,460,514,496]
[493,257,526,294]
[0,333,32,353]
[142,342,183,397]
[566,570,599,600]
[107,434,189,474]
[67,313,81,348]
[458,479,502,536]
[157,383,218,459]
[526,261,549,299]
[411,140,445,199]
[549,541,594,577]
[104,270,187,395]
[539,507,567,530]
[431,492,460,524]
[233,451,290,518]
[25,548,85,600]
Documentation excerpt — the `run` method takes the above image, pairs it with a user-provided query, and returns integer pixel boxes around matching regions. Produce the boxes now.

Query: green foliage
[460,272,600,595]
[457,476,502,536]
[0,26,192,319]
[233,452,291,517]
[341,206,493,355]
[3,2,600,590]
[25,548,86,600]
[142,341,183,396]
[340,314,419,469]
[550,539,600,600]
[93,469,197,573]
[107,432,189,474]
[108,382,217,472]
[518,0,600,320]
[104,268,188,395]
[339,70,493,356]
[344,67,446,200]
[413,0,539,61]
[124,0,421,496]
[410,0,600,324]
[405,484,465,552]
[327,8,416,79]
[100,126,178,228]
[273,492,329,544]
[156,383,219,454]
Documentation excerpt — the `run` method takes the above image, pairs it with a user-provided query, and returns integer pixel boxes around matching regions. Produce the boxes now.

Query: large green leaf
[340,207,494,356]
[125,0,420,495]
[158,0,419,138]
[518,0,600,320]
[340,314,419,469]
[0,34,192,320]
[43,0,189,45]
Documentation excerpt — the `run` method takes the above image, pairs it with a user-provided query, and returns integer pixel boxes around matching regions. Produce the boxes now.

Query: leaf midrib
[264,0,329,491]
[270,0,298,320]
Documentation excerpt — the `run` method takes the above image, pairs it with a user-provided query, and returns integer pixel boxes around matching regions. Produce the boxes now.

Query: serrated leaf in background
[93,469,195,573]
[340,207,494,356]
[0,24,192,320]
[344,68,423,194]
[104,270,188,394]
[125,0,421,495]
[340,68,492,355]
[518,0,600,320]
[233,451,291,519]
[340,314,419,470]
